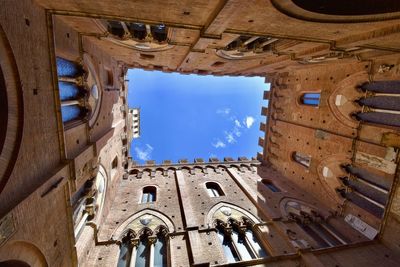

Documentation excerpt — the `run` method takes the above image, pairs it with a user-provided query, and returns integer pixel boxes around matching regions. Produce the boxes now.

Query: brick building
[0,1,399,266]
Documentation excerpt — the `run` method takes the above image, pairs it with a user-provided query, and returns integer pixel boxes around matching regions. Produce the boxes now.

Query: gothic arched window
[285,201,347,248]
[216,219,268,263]
[206,182,224,197]
[300,93,320,106]
[72,166,107,239]
[56,57,89,126]
[118,228,168,267]
[141,186,157,203]
[337,164,389,218]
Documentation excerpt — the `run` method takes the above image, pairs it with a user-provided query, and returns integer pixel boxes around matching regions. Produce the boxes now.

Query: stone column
[148,236,157,267]
[129,239,139,267]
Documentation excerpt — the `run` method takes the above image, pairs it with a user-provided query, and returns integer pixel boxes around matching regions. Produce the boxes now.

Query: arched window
[300,93,320,106]
[56,57,89,126]
[141,186,157,203]
[118,228,168,267]
[285,201,347,248]
[216,219,268,263]
[262,179,281,192]
[292,152,311,168]
[337,165,389,218]
[206,182,224,197]
[72,166,107,239]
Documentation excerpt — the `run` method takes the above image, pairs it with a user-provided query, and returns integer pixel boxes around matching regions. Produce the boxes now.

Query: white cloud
[216,108,231,115]
[212,140,226,148]
[233,127,241,137]
[244,116,255,128]
[225,131,236,144]
[134,144,153,160]
[234,119,242,128]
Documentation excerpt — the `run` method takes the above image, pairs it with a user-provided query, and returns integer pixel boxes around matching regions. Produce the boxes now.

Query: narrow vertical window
[117,234,133,267]
[262,179,281,192]
[206,182,224,197]
[217,228,240,263]
[292,152,311,168]
[153,233,167,267]
[112,156,119,169]
[135,237,149,267]
[216,220,268,263]
[301,93,320,106]
[61,105,84,123]
[141,186,157,203]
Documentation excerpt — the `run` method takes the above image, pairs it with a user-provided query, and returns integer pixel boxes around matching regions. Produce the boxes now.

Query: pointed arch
[206,202,261,226]
[113,208,175,239]
[0,241,48,267]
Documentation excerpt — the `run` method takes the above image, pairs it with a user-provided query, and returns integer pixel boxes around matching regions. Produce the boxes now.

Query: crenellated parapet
[127,157,260,177]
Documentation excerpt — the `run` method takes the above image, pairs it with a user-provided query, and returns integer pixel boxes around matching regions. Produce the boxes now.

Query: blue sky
[127,69,269,164]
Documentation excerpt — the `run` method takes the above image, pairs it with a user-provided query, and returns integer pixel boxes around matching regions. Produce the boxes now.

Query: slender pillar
[74,212,89,237]
[129,239,139,267]
[61,100,80,106]
[148,236,157,267]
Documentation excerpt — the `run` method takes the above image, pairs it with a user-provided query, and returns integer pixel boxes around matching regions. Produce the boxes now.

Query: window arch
[206,182,224,197]
[141,186,157,203]
[292,152,311,168]
[300,93,320,106]
[216,218,268,263]
[262,179,281,192]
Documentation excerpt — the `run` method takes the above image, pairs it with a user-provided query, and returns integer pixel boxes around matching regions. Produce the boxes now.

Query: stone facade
[0,0,400,266]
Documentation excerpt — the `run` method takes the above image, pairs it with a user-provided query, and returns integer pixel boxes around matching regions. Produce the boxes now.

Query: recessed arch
[206,202,261,226]
[112,208,175,239]
[0,241,48,267]
[271,0,400,23]
[0,23,23,194]
[83,53,103,128]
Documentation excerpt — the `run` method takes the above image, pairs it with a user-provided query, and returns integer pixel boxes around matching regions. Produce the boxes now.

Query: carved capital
[148,236,157,245]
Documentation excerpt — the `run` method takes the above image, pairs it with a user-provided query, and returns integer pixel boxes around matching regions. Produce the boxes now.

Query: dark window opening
[107,20,125,38]
[129,23,147,40]
[112,156,118,169]
[262,179,281,192]
[151,24,168,42]
[292,0,400,16]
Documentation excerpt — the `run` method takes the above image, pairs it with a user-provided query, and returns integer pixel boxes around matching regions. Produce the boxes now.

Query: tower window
[141,186,157,203]
[300,93,320,106]
[262,179,281,192]
[292,152,311,168]
[206,182,224,197]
